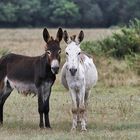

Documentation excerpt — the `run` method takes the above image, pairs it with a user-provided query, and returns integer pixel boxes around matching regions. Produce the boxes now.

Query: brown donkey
[0,28,63,128]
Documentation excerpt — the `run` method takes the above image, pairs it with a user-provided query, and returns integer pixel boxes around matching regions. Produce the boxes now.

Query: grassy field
[0,29,139,140]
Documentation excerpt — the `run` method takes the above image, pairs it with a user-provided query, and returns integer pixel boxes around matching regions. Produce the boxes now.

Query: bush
[81,41,102,55]
[81,18,140,59]
[0,48,9,57]
[125,54,140,76]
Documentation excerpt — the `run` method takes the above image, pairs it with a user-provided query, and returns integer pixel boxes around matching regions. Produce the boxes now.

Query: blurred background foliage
[81,19,140,58]
[0,0,140,27]
[81,19,140,76]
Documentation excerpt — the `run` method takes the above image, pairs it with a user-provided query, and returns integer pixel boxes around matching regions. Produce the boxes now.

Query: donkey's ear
[43,28,50,43]
[56,27,63,42]
[63,30,71,44]
[77,30,84,43]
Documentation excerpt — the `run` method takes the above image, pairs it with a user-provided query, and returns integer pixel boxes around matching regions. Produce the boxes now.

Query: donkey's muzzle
[69,68,77,76]
[51,67,59,74]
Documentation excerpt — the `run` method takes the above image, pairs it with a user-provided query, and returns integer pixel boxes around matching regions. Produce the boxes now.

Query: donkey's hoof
[40,127,44,130]
[45,126,52,130]
[39,125,44,129]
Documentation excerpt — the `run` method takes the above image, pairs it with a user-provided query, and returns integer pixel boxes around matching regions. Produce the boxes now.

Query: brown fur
[0,28,63,128]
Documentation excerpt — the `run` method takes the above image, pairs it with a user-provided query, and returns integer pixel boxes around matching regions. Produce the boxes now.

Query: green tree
[0,0,41,26]
[48,0,80,26]
[73,0,103,27]
[16,0,41,25]
[0,2,17,22]
[119,0,140,24]
[0,0,140,27]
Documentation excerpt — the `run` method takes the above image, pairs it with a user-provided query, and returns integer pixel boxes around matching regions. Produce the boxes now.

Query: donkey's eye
[47,50,51,55]
[78,52,81,55]
[66,52,69,55]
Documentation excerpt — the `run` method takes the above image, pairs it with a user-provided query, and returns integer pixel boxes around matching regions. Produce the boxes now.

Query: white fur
[61,41,98,131]
[51,59,59,68]
[4,77,52,99]
[4,76,38,94]
[51,59,59,74]
[41,82,52,101]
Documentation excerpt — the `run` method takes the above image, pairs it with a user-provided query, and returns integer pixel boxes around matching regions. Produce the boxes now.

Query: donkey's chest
[67,76,84,90]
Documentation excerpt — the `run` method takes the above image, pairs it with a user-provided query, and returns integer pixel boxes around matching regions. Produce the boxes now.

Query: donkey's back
[0,53,38,83]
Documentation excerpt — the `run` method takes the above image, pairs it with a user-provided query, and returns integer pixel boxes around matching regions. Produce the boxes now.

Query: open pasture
[0,29,139,140]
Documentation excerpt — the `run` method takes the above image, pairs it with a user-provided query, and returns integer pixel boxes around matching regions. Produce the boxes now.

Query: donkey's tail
[0,55,8,90]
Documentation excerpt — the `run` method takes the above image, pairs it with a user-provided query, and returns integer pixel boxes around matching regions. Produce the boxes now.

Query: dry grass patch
[95,56,140,87]
[0,86,139,140]
[0,28,139,140]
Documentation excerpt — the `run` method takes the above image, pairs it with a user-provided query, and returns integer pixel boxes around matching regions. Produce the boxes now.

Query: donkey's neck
[40,53,51,69]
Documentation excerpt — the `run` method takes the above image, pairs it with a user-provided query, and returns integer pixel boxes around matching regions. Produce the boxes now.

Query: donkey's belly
[5,77,38,95]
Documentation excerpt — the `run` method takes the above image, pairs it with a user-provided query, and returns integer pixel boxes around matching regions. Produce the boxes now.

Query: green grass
[0,84,139,140]
[0,28,139,140]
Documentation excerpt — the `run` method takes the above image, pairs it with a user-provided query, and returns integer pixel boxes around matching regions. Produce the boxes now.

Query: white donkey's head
[63,30,84,76]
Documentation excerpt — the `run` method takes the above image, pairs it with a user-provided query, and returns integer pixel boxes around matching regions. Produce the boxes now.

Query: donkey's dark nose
[69,68,77,76]
[51,67,59,74]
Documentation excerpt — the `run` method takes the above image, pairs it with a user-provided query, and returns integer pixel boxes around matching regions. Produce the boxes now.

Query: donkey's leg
[37,84,52,128]
[85,91,89,107]
[37,89,44,128]
[44,96,51,128]
[70,89,78,131]
[43,82,52,128]
[0,82,13,125]
[84,90,89,123]
[79,87,87,131]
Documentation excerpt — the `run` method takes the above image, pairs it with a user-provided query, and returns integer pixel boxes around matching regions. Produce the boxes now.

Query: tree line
[0,0,140,28]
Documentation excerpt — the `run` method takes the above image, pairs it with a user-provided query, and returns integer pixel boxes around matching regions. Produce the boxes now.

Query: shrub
[81,18,140,59]
[125,54,140,76]
[81,41,102,55]
[0,48,9,57]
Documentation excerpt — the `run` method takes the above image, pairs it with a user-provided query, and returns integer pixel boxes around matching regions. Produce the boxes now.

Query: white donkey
[61,30,98,131]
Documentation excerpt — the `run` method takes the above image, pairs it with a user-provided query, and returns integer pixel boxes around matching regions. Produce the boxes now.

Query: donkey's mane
[70,35,76,41]
[81,51,92,58]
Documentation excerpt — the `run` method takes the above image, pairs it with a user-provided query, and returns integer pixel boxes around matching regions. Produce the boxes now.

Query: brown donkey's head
[43,28,63,74]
